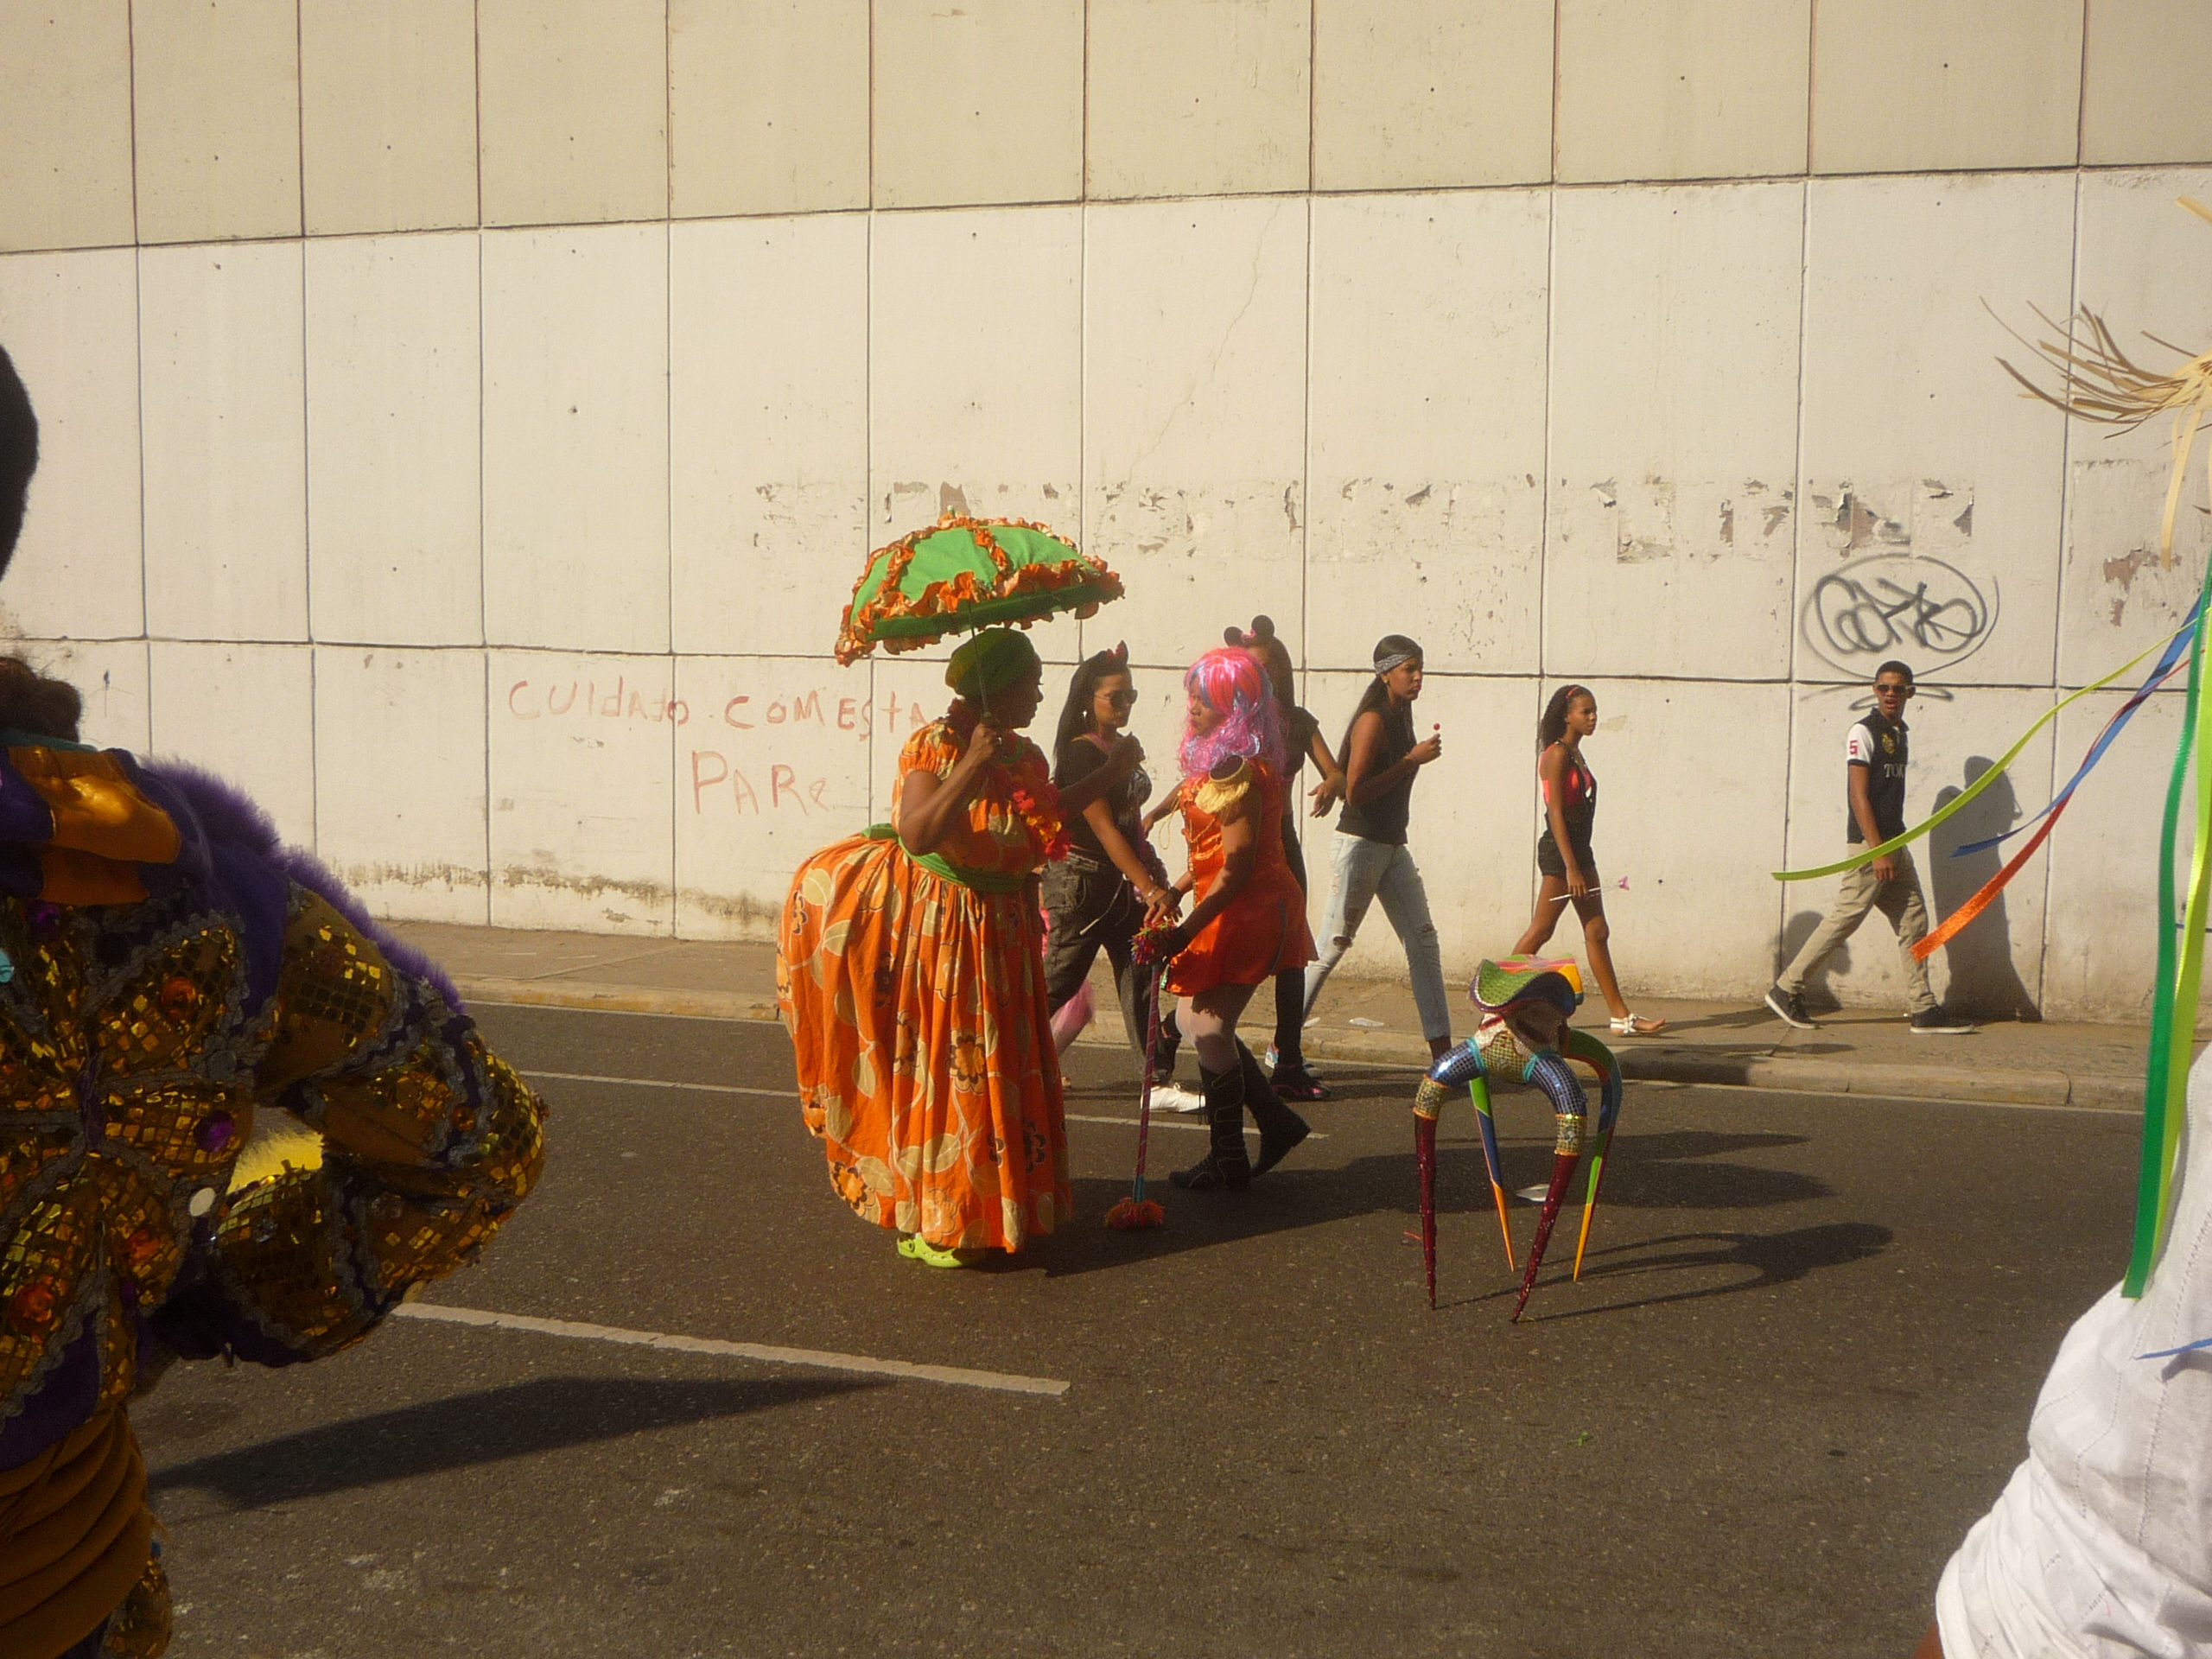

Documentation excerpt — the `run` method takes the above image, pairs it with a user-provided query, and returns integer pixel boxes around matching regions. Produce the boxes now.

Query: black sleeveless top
[1338,700,1416,847]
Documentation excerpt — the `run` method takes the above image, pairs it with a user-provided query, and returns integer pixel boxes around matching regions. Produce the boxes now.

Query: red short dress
[1165,757,1315,996]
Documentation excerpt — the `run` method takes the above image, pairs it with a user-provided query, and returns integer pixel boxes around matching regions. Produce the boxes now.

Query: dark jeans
[1042,857,1152,1060]
[1272,814,1309,1064]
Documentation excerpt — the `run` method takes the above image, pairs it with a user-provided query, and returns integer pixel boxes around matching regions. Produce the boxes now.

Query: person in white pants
[1303,635,1452,1062]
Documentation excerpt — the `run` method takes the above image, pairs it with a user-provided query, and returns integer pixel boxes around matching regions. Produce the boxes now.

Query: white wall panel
[315,646,488,924]
[872,0,1083,208]
[674,655,874,938]
[1085,198,1308,671]
[146,641,316,848]
[670,0,870,218]
[1312,0,1554,192]
[478,0,666,227]
[871,206,1084,664]
[1308,191,1549,677]
[482,225,669,654]
[306,231,483,646]
[18,639,149,755]
[1781,683,2052,1016]
[1548,182,1804,681]
[140,242,308,643]
[1812,0,2083,176]
[0,2,136,252]
[488,649,675,933]
[132,0,302,245]
[301,0,480,237]
[1556,0,1811,183]
[0,250,143,639]
[1799,175,2074,689]
[2060,168,2212,686]
[1086,0,1311,200]
[671,214,868,659]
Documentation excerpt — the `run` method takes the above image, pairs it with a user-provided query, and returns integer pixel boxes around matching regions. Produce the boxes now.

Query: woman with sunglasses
[1043,645,1179,1065]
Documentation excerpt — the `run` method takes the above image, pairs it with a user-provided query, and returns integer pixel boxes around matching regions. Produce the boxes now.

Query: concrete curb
[457,973,2145,1114]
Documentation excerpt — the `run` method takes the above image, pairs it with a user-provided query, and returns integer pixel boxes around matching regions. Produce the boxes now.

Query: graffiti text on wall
[1802,553,1997,677]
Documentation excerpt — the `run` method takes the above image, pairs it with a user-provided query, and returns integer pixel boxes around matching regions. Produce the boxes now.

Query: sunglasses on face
[1102,689,1139,708]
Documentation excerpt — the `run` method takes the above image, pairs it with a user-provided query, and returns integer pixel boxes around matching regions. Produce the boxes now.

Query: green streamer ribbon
[2129,558,2212,1297]
[1772,615,2205,883]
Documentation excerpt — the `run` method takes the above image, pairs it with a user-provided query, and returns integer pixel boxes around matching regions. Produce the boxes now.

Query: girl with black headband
[1511,683,1665,1034]
[1042,644,1179,1068]
[1302,634,1453,1061]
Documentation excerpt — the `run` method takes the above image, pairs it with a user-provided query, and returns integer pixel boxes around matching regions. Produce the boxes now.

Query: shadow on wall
[1931,758,2041,1023]
[1776,910,1853,1011]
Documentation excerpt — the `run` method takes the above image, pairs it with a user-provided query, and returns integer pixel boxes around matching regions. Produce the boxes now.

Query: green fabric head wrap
[944,629,1039,701]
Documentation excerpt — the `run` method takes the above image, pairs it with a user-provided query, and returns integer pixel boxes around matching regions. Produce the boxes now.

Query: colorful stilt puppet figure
[1412,957,1622,1319]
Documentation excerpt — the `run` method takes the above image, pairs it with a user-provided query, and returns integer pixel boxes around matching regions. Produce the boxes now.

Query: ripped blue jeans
[1303,831,1452,1043]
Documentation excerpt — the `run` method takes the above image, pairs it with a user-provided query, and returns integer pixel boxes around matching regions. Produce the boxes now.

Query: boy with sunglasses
[1767,660,1974,1034]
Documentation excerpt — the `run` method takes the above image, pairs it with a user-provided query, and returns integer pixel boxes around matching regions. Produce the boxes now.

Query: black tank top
[1338,701,1416,847]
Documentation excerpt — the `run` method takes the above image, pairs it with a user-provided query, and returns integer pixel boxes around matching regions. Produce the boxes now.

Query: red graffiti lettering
[766,700,787,725]
[771,765,801,810]
[837,696,857,731]
[731,769,760,814]
[791,690,823,725]
[690,750,728,813]
[808,778,830,810]
[723,696,753,729]
[508,681,538,718]
[546,682,578,716]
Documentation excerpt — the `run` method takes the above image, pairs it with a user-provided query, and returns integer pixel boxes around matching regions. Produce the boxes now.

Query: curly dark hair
[0,346,37,577]
[1538,683,1592,750]
[0,656,81,741]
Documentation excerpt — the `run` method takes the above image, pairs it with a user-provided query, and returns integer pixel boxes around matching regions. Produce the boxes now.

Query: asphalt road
[136,1005,2140,1657]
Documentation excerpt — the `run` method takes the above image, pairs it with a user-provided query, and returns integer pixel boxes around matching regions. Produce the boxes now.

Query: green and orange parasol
[835,514,1123,665]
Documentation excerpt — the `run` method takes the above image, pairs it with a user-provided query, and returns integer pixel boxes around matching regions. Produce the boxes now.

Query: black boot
[1148,1006,1183,1083]
[1239,1041,1309,1177]
[1169,1061,1253,1191]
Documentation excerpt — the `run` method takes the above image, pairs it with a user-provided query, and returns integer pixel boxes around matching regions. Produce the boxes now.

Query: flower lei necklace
[944,704,1069,864]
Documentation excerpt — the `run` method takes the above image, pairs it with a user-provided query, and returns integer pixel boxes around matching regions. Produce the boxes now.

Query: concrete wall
[4,2,2212,1020]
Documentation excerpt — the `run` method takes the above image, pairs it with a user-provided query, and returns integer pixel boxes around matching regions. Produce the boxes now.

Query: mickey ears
[1221,625,1245,646]
[1249,614,1276,640]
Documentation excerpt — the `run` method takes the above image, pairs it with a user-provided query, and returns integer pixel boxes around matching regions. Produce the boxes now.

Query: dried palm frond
[1993,198,2212,566]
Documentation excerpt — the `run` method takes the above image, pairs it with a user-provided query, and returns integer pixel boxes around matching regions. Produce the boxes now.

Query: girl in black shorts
[1511,683,1664,1035]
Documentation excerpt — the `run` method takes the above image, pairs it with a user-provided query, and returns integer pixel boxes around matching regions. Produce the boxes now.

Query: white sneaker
[1148,1082,1207,1114]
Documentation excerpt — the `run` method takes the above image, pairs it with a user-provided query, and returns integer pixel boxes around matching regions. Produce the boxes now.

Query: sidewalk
[388,921,2153,1113]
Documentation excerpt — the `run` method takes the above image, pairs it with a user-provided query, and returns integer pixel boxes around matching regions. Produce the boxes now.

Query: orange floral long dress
[777,719,1071,1251]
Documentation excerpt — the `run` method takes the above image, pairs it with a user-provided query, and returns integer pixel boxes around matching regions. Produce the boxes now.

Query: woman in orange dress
[778,630,1074,1267]
[1144,646,1317,1191]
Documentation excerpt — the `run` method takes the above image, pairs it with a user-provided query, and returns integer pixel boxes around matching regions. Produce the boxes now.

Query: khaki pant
[1777,845,1937,1014]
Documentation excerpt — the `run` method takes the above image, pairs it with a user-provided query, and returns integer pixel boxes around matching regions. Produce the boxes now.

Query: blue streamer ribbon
[2138,1333,2212,1360]
[1954,597,2204,860]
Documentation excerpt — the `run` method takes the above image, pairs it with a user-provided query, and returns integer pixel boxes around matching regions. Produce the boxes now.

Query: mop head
[1104,1196,1166,1230]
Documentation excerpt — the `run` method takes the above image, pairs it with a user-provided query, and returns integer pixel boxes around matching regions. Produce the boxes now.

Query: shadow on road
[1032,1126,1835,1280]
[148,1374,875,1509]
[1503,1221,1895,1322]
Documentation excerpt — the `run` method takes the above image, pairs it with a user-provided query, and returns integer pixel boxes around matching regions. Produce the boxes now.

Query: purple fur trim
[137,759,467,1013]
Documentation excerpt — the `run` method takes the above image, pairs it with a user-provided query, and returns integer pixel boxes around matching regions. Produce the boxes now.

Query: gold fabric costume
[0,750,545,1657]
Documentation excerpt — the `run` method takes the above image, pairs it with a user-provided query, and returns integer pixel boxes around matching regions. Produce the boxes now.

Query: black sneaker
[1764,985,1816,1030]
[1909,1006,1975,1035]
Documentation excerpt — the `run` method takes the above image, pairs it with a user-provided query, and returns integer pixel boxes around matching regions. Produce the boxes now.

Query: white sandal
[1610,1013,1665,1036]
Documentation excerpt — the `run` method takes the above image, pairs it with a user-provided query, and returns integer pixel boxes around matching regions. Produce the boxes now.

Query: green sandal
[897,1234,981,1268]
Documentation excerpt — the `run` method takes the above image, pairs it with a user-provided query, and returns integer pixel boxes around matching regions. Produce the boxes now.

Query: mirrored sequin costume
[0,747,546,1657]
[1411,957,1620,1319]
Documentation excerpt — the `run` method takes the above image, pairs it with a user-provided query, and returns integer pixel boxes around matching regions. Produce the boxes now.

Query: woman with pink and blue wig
[1143,646,1316,1191]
